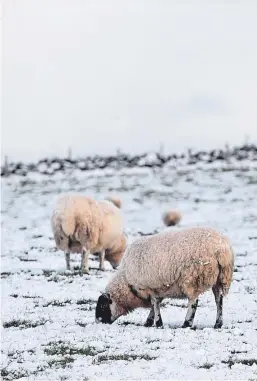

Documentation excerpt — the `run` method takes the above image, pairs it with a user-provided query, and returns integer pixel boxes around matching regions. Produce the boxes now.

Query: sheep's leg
[99,251,105,271]
[65,252,71,270]
[182,298,198,328]
[212,286,223,329]
[144,306,155,327]
[81,249,90,274]
[144,297,164,327]
[151,296,163,328]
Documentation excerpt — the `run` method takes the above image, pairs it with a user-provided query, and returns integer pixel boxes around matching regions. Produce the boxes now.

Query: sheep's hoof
[182,321,192,328]
[214,321,223,329]
[80,269,89,276]
[98,268,105,272]
[144,318,154,327]
[156,319,163,328]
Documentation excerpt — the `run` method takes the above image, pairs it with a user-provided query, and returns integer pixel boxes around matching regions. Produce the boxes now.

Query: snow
[1,162,257,380]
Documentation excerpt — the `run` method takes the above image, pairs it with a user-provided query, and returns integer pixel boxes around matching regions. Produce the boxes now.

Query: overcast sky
[2,0,257,162]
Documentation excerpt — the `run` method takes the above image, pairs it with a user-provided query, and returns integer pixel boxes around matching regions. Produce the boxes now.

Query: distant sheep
[105,196,122,209]
[51,194,126,274]
[96,227,234,329]
[162,210,182,226]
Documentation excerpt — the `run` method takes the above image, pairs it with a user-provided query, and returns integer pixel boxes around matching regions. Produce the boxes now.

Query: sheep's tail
[52,208,76,248]
[61,214,75,238]
[216,240,234,296]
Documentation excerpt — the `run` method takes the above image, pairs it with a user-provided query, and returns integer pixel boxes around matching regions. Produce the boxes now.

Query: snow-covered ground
[1,162,257,380]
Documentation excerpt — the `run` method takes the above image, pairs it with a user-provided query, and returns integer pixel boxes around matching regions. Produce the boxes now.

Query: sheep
[162,210,182,226]
[51,194,126,274]
[95,227,234,329]
[105,196,122,209]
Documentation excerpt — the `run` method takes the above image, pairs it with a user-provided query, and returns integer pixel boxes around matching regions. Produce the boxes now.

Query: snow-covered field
[1,162,257,380]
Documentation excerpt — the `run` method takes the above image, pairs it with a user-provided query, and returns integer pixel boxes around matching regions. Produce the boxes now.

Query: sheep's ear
[102,292,112,303]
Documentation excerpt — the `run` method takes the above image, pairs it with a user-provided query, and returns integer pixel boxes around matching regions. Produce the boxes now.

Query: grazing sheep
[106,196,122,209]
[51,194,126,273]
[95,227,234,329]
[162,210,182,226]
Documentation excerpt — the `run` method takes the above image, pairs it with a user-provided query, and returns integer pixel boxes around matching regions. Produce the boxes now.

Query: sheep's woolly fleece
[51,194,124,254]
[1,161,257,381]
[114,227,233,300]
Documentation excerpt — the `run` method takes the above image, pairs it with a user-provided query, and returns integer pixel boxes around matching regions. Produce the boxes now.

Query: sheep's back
[121,227,230,290]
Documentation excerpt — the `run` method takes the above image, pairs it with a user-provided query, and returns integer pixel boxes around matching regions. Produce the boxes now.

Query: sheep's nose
[95,317,102,324]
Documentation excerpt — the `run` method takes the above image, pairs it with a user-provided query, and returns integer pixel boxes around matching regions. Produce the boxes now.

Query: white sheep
[162,209,182,226]
[95,227,234,328]
[51,194,126,274]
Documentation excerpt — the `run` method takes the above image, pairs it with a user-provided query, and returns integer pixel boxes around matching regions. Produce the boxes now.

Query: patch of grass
[237,251,247,257]
[43,299,72,307]
[48,357,74,369]
[32,234,43,239]
[45,269,84,281]
[247,177,257,185]
[42,269,56,277]
[222,358,257,368]
[120,321,143,327]
[3,318,47,329]
[133,198,143,204]
[7,349,36,359]
[162,300,188,308]
[237,318,253,324]
[76,299,95,310]
[245,286,255,294]
[1,272,12,279]
[30,245,44,252]
[76,298,95,305]
[94,353,156,364]
[18,257,38,262]
[76,320,87,327]
[137,229,159,236]
[231,350,248,354]
[43,341,101,357]
[198,362,214,369]
[146,338,161,344]
[1,367,30,380]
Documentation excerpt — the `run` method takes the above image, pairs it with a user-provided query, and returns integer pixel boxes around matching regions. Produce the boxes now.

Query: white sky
[2,0,257,162]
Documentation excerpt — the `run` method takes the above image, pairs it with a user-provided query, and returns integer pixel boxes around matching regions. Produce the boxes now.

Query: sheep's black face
[95,293,113,324]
